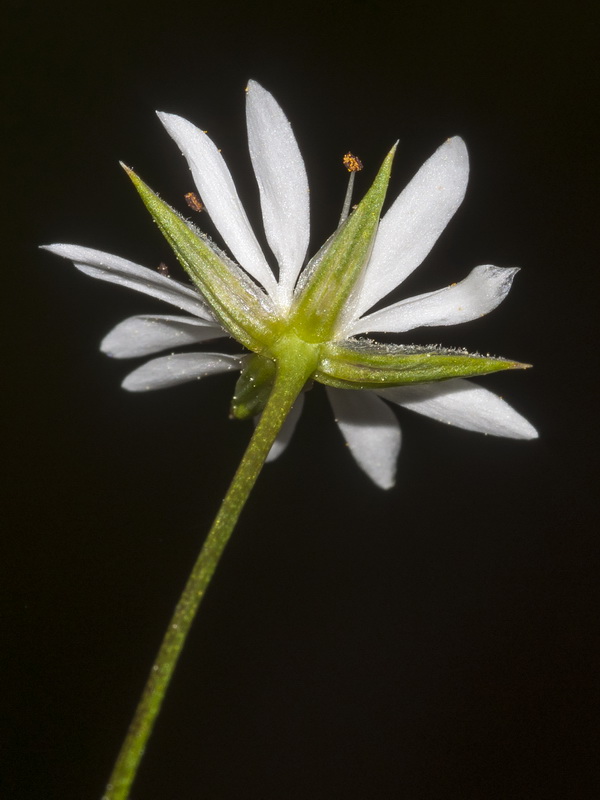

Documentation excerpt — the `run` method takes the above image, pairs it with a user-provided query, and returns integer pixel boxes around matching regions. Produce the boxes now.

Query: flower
[44,81,537,489]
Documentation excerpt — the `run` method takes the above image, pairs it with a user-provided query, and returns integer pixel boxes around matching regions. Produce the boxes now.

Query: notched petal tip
[348,263,522,337]
[349,134,472,321]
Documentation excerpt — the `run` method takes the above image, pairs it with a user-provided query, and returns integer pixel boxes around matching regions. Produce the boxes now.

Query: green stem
[102,344,317,800]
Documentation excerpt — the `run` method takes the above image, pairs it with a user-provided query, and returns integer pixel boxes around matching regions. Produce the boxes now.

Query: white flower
[44,81,537,489]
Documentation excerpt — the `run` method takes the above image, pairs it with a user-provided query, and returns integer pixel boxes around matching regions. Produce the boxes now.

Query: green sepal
[122,165,277,353]
[230,354,277,420]
[315,339,531,390]
[290,146,396,343]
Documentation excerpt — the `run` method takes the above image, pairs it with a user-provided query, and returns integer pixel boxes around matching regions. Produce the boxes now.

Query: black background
[4,1,599,798]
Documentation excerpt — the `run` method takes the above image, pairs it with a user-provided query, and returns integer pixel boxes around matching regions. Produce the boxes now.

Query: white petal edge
[246,80,310,309]
[348,265,519,335]
[42,244,213,320]
[348,137,470,325]
[327,388,401,489]
[101,314,227,359]
[122,352,243,392]
[377,379,538,439]
[263,393,305,462]
[156,112,279,300]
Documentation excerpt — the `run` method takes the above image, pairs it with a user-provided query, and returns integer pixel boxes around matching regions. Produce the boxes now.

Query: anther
[339,151,363,225]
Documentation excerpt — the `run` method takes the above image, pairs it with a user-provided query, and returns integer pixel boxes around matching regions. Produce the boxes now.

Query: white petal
[42,244,212,319]
[246,80,310,308]
[122,352,242,392]
[156,112,279,299]
[327,388,401,489]
[101,314,227,359]
[377,379,538,439]
[348,265,519,335]
[349,137,469,322]
[264,393,305,462]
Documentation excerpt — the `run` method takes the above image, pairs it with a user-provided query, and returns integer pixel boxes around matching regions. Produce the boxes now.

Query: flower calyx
[290,145,396,343]
[122,164,279,354]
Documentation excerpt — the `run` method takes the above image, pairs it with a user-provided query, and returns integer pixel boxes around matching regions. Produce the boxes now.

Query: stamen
[339,152,363,225]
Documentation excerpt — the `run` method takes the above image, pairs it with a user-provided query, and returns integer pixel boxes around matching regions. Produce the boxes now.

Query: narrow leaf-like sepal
[290,146,396,343]
[315,339,530,390]
[231,354,277,419]
[122,165,277,353]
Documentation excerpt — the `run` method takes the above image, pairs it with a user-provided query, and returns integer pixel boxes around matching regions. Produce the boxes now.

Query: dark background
[4,0,599,798]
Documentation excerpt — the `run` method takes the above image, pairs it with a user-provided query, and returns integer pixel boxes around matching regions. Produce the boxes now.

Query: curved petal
[377,379,538,439]
[264,393,305,462]
[349,137,469,323]
[42,244,213,319]
[348,265,519,335]
[246,80,310,308]
[121,352,242,392]
[327,388,401,489]
[101,314,227,359]
[156,112,279,299]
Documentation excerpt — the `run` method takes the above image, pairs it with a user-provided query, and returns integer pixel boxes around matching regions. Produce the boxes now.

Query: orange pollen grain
[184,192,205,212]
[343,152,363,172]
